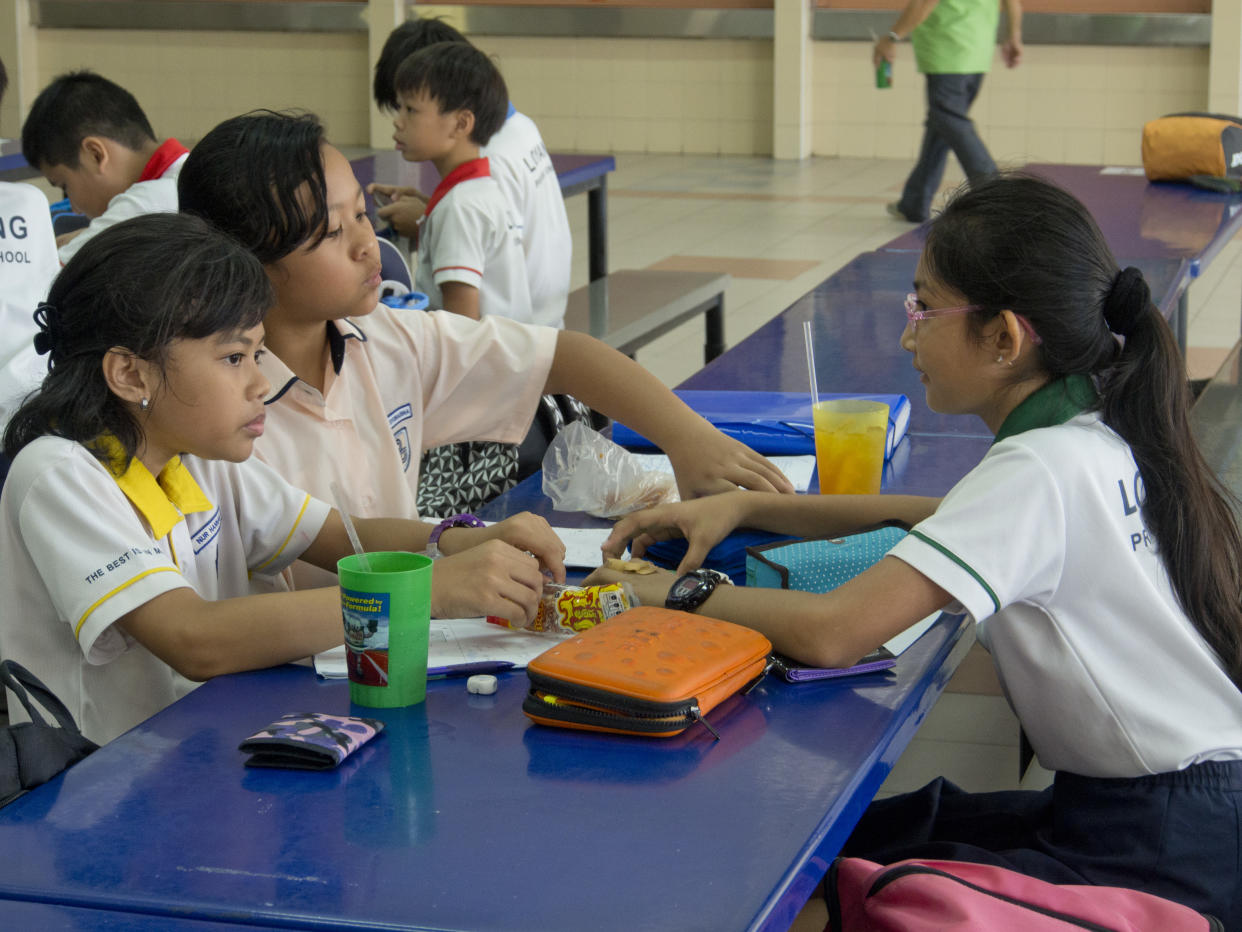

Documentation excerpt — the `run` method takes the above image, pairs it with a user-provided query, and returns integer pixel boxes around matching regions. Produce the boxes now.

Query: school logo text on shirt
[191,508,222,555]
[388,403,414,471]
[0,213,34,265]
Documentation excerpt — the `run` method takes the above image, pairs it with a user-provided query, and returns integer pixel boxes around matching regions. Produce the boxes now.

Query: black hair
[393,42,508,146]
[373,17,469,112]
[2,213,271,464]
[20,70,156,169]
[178,110,329,264]
[0,57,8,104]
[924,172,1242,690]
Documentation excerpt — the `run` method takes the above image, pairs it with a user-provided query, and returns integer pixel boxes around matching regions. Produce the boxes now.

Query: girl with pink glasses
[592,173,1242,928]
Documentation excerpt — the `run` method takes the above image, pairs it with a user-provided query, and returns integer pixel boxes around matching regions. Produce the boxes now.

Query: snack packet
[487,581,636,635]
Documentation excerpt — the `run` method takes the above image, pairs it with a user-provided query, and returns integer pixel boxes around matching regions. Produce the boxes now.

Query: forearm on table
[691,556,951,668]
[118,586,343,681]
[731,491,941,538]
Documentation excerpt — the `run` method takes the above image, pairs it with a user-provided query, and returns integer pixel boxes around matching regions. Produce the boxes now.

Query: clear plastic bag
[540,421,678,518]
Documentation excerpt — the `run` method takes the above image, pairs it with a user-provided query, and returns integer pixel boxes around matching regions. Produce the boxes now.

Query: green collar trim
[993,374,1098,445]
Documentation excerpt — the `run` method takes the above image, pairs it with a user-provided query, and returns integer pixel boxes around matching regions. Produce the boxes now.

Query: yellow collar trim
[94,435,214,539]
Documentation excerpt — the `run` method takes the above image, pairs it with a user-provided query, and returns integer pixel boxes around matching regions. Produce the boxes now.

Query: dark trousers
[896,72,996,222]
[840,762,1242,927]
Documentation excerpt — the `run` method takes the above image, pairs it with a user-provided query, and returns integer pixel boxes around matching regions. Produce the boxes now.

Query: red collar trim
[424,158,490,217]
[139,139,189,182]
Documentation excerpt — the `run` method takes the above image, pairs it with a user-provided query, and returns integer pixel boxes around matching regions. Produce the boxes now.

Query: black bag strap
[0,660,85,735]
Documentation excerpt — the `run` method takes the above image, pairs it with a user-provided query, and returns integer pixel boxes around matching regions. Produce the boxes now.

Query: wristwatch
[425,513,485,559]
[665,568,732,613]
[887,30,902,42]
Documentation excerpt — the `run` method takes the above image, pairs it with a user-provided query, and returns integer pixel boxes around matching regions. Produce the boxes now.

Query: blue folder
[612,391,911,460]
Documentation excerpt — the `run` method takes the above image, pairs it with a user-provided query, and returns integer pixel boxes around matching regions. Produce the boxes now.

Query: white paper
[557,525,614,568]
[629,454,817,493]
[882,612,940,656]
[1100,166,1146,176]
[313,617,560,678]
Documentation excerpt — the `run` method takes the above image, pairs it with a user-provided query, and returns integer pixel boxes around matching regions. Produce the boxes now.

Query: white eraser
[467,674,498,695]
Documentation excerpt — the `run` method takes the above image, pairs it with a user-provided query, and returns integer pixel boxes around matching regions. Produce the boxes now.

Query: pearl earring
[140,397,149,411]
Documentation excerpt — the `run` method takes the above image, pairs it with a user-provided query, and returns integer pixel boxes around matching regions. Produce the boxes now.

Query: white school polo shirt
[0,181,59,429]
[251,306,556,590]
[57,139,189,264]
[890,377,1242,778]
[484,109,572,328]
[0,182,58,367]
[414,157,534,324]
[0,435,330,745]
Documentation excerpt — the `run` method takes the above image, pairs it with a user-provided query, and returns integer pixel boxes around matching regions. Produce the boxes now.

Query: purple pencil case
[239,711,385,770]
[771,649,896,683]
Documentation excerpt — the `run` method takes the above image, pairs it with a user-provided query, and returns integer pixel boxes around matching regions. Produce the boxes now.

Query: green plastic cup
[337,551,433,708]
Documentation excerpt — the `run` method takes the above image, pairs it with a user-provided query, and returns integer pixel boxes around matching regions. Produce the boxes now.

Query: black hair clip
[32,302,58,356]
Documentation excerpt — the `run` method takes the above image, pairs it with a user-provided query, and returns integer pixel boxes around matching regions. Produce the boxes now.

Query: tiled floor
[567,152,1241,797]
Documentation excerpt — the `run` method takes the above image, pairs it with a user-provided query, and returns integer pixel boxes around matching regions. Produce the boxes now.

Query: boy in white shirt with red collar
[370,18,572,329]
[393,42,532,324]
[21,70,188,265]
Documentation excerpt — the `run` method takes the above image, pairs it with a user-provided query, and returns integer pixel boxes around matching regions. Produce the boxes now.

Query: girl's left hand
[666,428,795,498]
[437,512,567,583]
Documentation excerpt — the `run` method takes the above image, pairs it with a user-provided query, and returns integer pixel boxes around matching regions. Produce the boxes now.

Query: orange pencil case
[523,606,772,739]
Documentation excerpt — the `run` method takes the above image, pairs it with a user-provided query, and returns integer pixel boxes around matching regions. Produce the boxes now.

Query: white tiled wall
[28,28,1210,165]
[813,42,1210,167]
[35,29,370,146]
[472,36,775,156]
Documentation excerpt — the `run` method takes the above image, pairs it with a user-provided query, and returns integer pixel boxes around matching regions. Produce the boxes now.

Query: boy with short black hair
[373,20,572,327]
[21,70,187,263]
[392,42,531,323]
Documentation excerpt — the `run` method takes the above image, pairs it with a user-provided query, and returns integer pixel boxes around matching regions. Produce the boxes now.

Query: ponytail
[1097,270,1242,688]
[925,174,1242,690]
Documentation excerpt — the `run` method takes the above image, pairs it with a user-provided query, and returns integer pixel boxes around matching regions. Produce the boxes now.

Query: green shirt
[911,0,1000,75]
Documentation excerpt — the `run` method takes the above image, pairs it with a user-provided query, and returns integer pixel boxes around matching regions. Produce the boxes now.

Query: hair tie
[32,301,60,356]
[1102,267,1149,337]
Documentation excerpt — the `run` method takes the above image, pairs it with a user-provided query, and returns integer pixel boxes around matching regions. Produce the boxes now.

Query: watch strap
[427,513,485,548]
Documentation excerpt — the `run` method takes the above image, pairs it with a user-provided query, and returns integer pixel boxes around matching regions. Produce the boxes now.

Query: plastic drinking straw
[803,320,820,408]
[330,480,371,572]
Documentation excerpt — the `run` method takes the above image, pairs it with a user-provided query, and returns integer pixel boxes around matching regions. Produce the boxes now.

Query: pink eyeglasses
[904,293,1042,345]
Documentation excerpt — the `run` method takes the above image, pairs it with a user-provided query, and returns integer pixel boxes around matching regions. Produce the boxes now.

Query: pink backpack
[828,857,1222,931]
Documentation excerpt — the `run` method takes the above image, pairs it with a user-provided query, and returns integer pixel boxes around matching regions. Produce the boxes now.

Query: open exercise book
[313,604,940,682]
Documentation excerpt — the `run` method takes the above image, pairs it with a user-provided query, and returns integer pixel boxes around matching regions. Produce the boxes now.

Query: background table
[0,901,281,931]
[883,164,1242,352]
[0,617,970,932]
[349,149,616,281]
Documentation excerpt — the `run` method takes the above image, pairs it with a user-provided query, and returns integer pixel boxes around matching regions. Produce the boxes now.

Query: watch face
[670,576,703,600]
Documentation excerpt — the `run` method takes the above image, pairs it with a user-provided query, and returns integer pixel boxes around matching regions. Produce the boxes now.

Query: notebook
[611,390,911,460]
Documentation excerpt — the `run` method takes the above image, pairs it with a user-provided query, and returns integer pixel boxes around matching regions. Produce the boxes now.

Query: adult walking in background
[876,0,1023,223]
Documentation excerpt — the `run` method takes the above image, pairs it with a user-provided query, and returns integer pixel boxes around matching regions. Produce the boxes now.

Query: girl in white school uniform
[0,214,575,746]
[176,110,792,591]
[591,175,1242,926]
